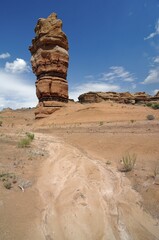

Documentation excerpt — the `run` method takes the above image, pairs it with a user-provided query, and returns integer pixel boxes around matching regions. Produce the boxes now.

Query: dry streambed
[36,134,159,240]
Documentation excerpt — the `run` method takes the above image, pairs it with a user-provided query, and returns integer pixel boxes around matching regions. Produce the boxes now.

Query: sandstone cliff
[78,91,159,105]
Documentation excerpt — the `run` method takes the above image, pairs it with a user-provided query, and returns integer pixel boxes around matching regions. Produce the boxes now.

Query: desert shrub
[3,181,12,189]
[99,121,103,126]
[146,114,155,120]
[0,173,11,179]
[18,137,31,148]
[26,132,34,141]
[120,153,136,172]
[151,103,159,110]
[0,120,2,126]
[18,132,34,148]
[154,165,159,177]
[146,102,159,109]
[130,119,135,123]
[146,102,153,107]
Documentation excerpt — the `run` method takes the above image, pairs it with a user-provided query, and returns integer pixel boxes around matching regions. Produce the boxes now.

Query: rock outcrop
[153,91,159,101]
[29,13,69,118]
[78,91,159,105]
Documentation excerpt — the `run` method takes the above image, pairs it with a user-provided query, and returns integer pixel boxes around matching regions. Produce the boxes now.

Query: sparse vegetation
[146,102,159,110]
[106,160,111,165]
[130,119,135,123]
[152,103,159,109]
[18,132,34,148]
[154,165,159,177]
[3,181,12,189]
[146,102,153,107]
[120,153,136,172]
[18,137,31,148]
[26,132,34,141]
[99,121,103,126]
[0,120,2,126]
[0,173,16,189]
[146,114,155,120]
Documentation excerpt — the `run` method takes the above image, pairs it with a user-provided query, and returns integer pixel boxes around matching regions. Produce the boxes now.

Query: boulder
[78,92,103,103]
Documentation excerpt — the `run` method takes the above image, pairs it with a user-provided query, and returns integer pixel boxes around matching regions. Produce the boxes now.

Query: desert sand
[0,102,159,240]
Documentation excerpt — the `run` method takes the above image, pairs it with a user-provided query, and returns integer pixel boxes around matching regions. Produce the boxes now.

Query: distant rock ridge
[29,13,69,118]
[78,91,159,104]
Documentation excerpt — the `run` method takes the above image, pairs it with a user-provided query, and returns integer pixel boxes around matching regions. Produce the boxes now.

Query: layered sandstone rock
[78,91,159,105]
[133,92,151,102]
[78,92,133,104]
[153,91,159,101]
[29,13,69,118]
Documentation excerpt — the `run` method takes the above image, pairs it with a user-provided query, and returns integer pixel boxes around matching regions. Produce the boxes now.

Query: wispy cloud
[69,82,120,101]
[0,52,10,59]
[131,83,137,90]
[144,19,159,40]
[154,56,159,63]
[5,58,31,73]
[142,68,159,84]
[100,66,135,82]
[142,56,159,84]
[0,69,37,109]
[84,75,94,79]
[70,66,136,100]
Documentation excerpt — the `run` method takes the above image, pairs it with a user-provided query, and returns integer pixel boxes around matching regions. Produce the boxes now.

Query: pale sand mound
[36,134,159,240]
[35,102,159,126]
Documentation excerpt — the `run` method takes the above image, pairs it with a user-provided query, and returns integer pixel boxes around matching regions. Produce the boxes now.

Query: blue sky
[0,0,159,109]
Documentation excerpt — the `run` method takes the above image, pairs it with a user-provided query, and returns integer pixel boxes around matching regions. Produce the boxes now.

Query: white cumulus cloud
[0,69,37,109]
[69,66,136,100]
[144,19,159,40]
[0,52,10,59]
[5,58,31,73]
[69,82,120,101]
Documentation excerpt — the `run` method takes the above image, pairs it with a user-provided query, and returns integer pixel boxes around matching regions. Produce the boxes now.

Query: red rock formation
[29,13,69,118]
[78,91,159,105]
[133,92,151,102]
[78,92,133,103]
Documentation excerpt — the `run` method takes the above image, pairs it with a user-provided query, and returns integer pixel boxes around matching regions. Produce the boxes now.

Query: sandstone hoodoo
[29,13,69,118]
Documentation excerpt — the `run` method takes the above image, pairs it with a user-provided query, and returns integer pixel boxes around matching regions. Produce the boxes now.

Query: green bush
[146,102,159,109]
[18,132,34,148]
[18,137,31,148]
[146,102,153,107]
[120,153,136,172]
[151,103,159,110]
[26,132,34,140]
[0,120,2,127]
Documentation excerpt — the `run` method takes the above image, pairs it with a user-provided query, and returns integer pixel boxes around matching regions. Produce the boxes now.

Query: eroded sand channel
[36,134,159,240]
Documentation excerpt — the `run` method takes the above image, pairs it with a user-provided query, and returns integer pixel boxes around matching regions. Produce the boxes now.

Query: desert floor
[0,102,159,240]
